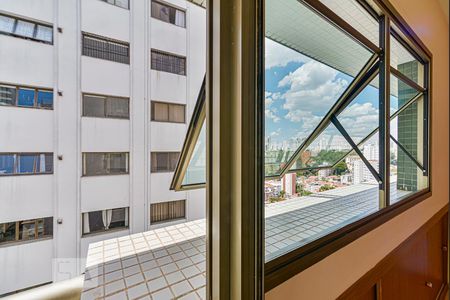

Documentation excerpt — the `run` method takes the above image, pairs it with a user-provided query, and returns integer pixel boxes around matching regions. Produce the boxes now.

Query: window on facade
[83,94,129,119]
[0,153,53,175]
[0,14,53,44]
[0,217,53,244]
[0,84,53,109]
[151,101,185,123]
[172,0,431,267]
[82,152,129,176]
[151,152,180,173]
[82,33,130,64]
[82,207,129,235]
[100,0,129,9]
[150,200,186,224]
[151,50,186,75]
[151,1,186,28]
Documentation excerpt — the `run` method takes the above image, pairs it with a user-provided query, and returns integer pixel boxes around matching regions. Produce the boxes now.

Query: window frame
[82,32,130,64]
[0,83,53,109]
[82,152,129,177]
[149,199,186,224]
[150,151,181,173]
[82,93,130,119]
[99,0,130,10]
[151,100,186,123]
[0,217,53,246]
[0,153,54,176]
[0,13,53,45]
[151,0,187,28]
[173,0,432,293]
[81,207,129,237]
[150,49,187,75]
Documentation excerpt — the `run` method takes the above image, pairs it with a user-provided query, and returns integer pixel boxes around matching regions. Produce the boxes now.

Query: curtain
[175,10,185,27]
[124,208,129,227]
[102,210,113,230]
[83,213,90,234]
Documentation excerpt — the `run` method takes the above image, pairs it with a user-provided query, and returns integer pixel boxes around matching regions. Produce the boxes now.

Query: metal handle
[426,282,433,288]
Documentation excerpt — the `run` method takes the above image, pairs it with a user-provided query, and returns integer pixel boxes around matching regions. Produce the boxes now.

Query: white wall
[0,108,53,152]
[0,36,53,88]
[0,0,53,23]
[150,122,186,151]
[82,57,130,97]
[150,71,187,102]
[0,175,53,222]
[81,0,130,42]
[0,240,53,295]
[81,118,130,152]
[81,175,130,212]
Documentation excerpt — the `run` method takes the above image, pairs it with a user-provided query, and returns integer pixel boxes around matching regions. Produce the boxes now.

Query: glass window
[182,121,206,186]
[35,25,53,43]
[17,154,36,173]
[37,90,53,108]
[105,97,129,119]
[83,95,106,117]
[151,1,186,28]
[82,208,129,235]
[114,0,129,9]
[82,33,130,64]
[390,34,424,87]
[0,86,16,106]
[150,200,186,224]
[151,152,180,173]
[0,218,53,244]
[0,15,15,33]
[83,153,129,176]
[151,101,185,123]
[0,154,15,174]
[14,20,35,38]
[151,50,186,75]
[17,88,35,107]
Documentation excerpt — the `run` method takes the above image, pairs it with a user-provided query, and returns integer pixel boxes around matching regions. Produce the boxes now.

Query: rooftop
[81,183,409,300]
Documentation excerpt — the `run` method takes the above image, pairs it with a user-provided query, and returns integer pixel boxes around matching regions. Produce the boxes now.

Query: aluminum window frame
[149,199,187,224]
[150,100,186,124]
[0,153,54,176]
[82,93,130,119]
[0,13,53,45]
[151,0,187,28]
[150,49,187,75]
[0,217,53,246]
[82,152,129,176]
[82,32,130,64]
[81,207,129,237]
[0,83,53,109]
[172,0,432,292]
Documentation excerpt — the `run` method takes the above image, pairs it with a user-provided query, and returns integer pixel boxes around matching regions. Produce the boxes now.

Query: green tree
[333,161,348,175]
[319,184,335,192]
[279,190,286,198]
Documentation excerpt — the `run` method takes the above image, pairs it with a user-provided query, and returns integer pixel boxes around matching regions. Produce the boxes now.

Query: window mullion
[379,14,391,208]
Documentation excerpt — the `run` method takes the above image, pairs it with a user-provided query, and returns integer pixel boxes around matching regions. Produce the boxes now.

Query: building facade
[0,0,206,294]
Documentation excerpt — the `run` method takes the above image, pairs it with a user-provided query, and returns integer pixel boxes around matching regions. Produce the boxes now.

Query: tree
[279,190,286,198]
[333,161,348,175]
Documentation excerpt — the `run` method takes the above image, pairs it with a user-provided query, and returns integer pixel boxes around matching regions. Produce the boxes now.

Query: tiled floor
[82,183,411,300]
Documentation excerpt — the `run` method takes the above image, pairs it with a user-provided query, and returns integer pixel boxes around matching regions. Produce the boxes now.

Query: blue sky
[264,38,397,148]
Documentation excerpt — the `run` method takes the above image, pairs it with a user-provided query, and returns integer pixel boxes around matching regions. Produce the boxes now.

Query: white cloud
[279,61,348,123]
[265,108,281,123]
[339,102,379,138]
[265,38,310,69]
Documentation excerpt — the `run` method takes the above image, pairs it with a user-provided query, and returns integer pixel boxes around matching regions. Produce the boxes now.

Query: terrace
[81,183,409,300]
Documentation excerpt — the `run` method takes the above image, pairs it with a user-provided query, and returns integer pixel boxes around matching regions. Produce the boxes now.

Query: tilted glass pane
[337,76,379,145]
[289,123,353,171]
[389,74,421,115]
[0,15,15,33]
[264,0,373,176]
[390,35,424,87]
[390,137,427,205]
[182,120,206,187]
[319,0,379,46]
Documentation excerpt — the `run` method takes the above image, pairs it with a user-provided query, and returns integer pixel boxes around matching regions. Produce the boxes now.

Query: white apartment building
[353,159,379,184]
[0,0,206,295]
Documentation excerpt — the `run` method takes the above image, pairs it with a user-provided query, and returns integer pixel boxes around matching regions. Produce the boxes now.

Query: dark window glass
[151,1,186,27]
[37,90,53,108]
[0,218,53,244]
[151,101,185,123]
[83,95,129,119]
[106,97,129,119]
[101,0,129,9]
[17,88,35,107]
[0,154,15,174]
[82,33,130,64]
[151,152,180,173]
[151,50,186,75]
[17,154,36,173]
[150,200,186,224]
[83,95,106,117]
[83,153,129,176]
[0,86,16,106]
[82,208,129,235]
